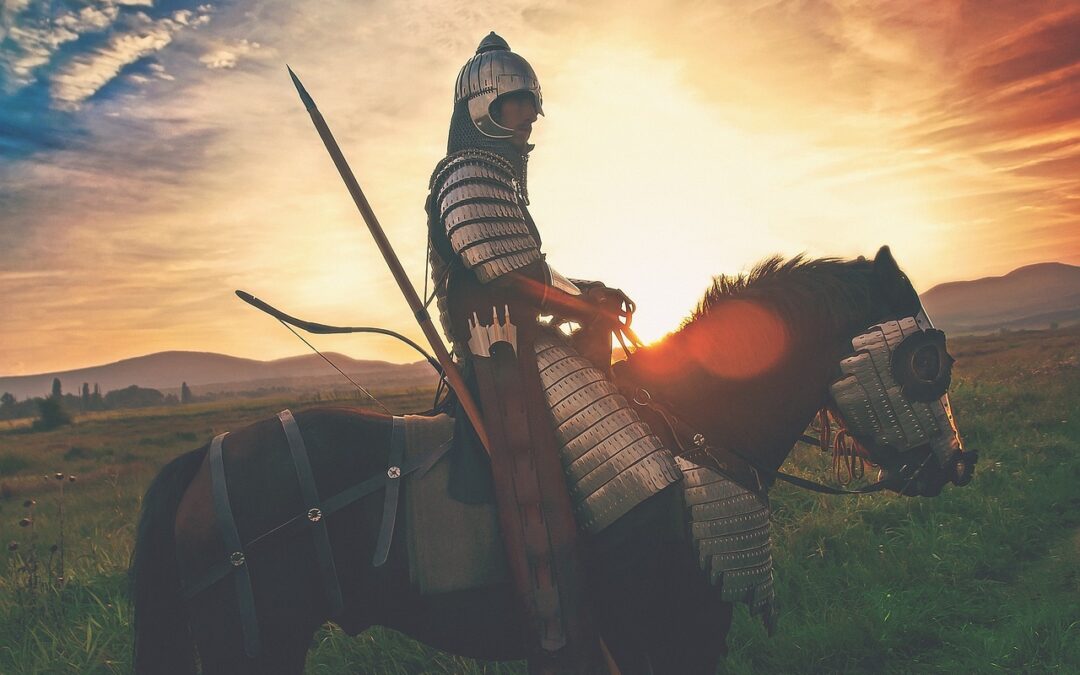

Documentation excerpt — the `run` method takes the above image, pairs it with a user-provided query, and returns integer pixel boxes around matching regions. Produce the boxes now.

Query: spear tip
[286,64,316,112]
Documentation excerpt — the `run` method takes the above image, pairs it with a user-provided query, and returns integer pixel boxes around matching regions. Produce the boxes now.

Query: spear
[287,65,492,456]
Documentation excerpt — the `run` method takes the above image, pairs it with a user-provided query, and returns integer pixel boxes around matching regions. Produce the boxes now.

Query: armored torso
[427,148,542,355]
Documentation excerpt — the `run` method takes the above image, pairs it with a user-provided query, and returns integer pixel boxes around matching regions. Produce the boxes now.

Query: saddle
[401,413,508,593]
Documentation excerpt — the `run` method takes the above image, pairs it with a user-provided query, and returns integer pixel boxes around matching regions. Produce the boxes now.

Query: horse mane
[679,254,878,342]
[622,254,882,462]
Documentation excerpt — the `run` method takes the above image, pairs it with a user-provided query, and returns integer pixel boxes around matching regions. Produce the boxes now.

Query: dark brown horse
[131,248,974,674]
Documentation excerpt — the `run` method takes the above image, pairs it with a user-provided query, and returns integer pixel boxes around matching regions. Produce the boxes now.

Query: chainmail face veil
[445,99,531,202]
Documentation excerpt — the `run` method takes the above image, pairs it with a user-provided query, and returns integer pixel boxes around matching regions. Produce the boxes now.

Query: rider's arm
[436,153,621,323]
[492,262,612,324]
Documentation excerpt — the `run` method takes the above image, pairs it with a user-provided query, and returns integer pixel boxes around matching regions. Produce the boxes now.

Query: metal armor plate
[534,332,681,533]
[675,456,775,630]
[437,155,540,283]
[544,264,582,296]
[830,318,957,459]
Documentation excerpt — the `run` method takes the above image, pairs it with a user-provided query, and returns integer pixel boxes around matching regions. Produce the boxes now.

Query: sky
[1,0,1078,376]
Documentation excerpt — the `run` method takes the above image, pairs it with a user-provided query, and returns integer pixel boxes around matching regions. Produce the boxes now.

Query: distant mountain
[920,262,1080,334]
[4,263,1076,399]
[0,351,437,400]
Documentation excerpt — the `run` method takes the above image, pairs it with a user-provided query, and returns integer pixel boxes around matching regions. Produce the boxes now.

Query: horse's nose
[951,449,978,487]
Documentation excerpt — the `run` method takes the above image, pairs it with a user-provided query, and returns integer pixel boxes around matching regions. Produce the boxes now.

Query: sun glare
[687,300,789,379]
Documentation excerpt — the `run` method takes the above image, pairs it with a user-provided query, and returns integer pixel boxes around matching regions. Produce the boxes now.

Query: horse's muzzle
[949,448,978,487]
[880,446,978,497]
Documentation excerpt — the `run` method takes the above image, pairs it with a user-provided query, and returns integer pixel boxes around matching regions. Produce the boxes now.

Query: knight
[426,33,682,672]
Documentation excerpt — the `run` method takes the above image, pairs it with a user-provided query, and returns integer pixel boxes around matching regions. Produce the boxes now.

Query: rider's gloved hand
[575,282,635,329]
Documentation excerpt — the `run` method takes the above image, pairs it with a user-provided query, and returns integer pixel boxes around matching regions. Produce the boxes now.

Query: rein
[626,386,904,497]
[612,310,928,497]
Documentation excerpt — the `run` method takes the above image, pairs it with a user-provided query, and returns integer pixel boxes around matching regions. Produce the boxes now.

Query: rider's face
[494,92,538,150]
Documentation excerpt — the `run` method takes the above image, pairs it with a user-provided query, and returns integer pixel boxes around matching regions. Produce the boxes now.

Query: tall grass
[1,330,1077,673]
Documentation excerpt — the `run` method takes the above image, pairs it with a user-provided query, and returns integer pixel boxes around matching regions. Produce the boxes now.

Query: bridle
[619,310,977,498]
[627,386,927,497]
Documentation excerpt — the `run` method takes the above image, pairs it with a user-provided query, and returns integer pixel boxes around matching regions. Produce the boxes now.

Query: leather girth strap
[277,410,344,614]
[373,416,405,566]
[208,432,261,658]
[192,412,447,660]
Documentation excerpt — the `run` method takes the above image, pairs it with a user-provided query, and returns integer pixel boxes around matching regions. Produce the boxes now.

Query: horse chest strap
[372,416,407,567]
[208,431,262,658]
[278,410,344,616]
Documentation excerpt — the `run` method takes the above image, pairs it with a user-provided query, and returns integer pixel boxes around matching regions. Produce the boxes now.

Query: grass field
[1,328,1077,673]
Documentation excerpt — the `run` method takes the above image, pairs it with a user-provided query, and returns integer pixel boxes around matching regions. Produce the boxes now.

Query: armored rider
[426,33,682,672]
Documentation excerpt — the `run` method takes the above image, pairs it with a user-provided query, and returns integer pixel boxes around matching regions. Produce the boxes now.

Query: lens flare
[685,300,789,379]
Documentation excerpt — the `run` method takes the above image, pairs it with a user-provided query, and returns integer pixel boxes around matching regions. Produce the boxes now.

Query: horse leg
[131,447,209,675]
[188,595,317,675]
[640,589,732,675]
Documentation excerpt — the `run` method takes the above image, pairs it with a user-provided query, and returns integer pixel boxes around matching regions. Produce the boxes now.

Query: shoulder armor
[433,151,540,283]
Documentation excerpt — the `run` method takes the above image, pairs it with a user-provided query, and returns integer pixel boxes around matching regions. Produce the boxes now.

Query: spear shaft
[288,66,492,455]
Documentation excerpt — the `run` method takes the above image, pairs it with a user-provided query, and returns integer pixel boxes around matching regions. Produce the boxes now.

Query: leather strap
[278,410,343,616]
[184,420,455,635]
[629,386,899,496]
[372,416,406,567]
[208,432,261,658]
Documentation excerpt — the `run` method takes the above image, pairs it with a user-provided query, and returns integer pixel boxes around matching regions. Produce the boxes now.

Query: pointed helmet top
[477,32,510,54]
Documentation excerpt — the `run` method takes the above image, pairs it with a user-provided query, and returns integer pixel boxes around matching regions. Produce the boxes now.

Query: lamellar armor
[427,148,542,355]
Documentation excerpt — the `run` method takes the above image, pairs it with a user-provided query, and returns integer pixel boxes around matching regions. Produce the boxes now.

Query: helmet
[454,32,543,140]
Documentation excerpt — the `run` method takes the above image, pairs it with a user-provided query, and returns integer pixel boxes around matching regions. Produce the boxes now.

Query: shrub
[31,398,71,432]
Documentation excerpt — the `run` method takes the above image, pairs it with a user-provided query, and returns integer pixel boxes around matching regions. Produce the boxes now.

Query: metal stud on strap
[208,432,261,658]
[372,416,406,567]
[278,410,343,617]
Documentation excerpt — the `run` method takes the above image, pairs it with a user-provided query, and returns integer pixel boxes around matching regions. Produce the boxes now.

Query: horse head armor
[830,248,977,497]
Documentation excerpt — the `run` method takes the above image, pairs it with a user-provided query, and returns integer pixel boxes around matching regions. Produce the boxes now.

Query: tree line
[0,379,196,427]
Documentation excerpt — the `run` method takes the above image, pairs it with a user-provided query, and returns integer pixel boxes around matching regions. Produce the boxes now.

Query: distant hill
[0,351,437,401]
[4,263,1076,399]
[920,262,1080,334]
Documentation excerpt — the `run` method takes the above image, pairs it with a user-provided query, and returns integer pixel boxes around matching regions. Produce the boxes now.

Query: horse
[130,247,976,674]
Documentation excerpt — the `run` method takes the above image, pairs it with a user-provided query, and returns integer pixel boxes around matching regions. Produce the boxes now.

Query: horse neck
[622,263,877,475]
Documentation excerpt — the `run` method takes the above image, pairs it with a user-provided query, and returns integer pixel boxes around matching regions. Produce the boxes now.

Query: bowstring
[279,320,392,414]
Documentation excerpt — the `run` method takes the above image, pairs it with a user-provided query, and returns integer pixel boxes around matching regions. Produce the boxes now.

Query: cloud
[49,8,212,109]
[2,20,81,89]
[0,0,154,91]
[199,38,260,69]
[0,1,211,108]
[148,61,174,80]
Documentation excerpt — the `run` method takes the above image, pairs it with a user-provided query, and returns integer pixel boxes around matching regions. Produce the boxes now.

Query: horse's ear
[873,246,897,273]
[873,246,922,316]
